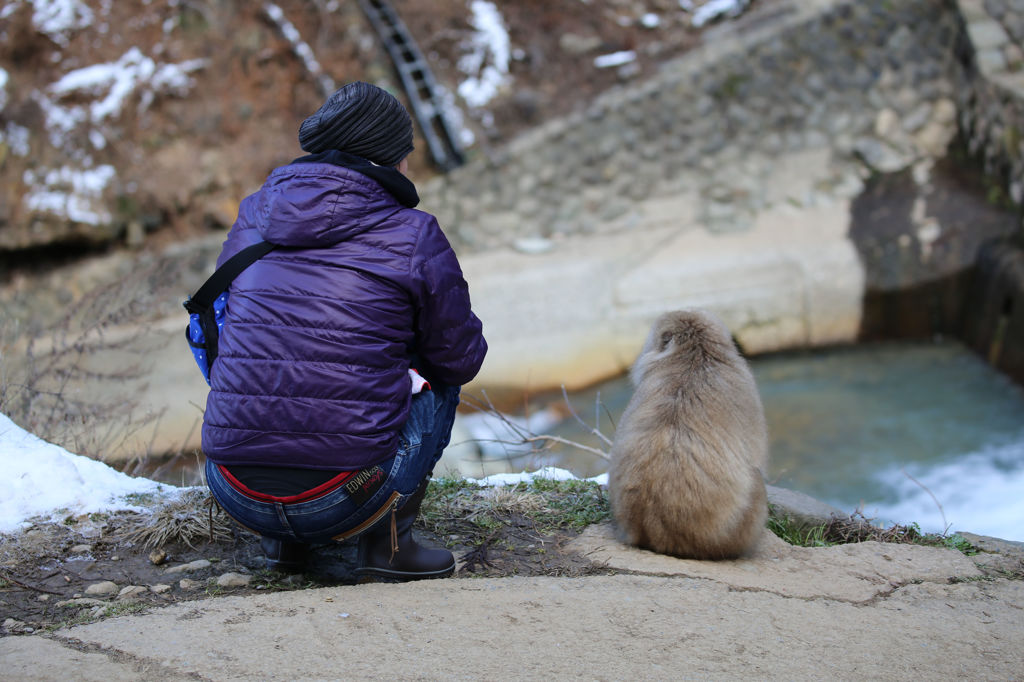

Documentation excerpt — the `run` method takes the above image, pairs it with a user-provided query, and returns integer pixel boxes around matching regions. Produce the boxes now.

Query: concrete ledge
[24,550,1022,680]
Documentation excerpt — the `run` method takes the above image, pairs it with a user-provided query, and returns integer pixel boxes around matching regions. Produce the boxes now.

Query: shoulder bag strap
[184,241,277,313]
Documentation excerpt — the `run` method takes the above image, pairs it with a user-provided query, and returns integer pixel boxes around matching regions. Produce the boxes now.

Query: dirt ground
[0,483,610,634]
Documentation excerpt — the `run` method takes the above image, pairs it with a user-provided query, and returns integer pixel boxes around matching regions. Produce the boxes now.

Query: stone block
[968,19,1011,51]
[977,47,1009,72]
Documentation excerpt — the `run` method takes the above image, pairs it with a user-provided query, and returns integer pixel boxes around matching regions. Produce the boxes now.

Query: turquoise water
[482,339,1024,540]
[753,341,1024,539]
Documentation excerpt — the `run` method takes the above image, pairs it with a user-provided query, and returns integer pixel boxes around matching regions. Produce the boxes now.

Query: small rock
[901,103,932,133]
[1005,44,1024,69]
[874,108,900,138]
[854,137,912,173]
[150,584,172,594]
[967,19,1010,51]
[84,581,119,598]
[38,594,50,602]
[2,618,31,634]
[976,47,1007,72]
[914,122,954,157]
[931,98,957,126]
[68,544,92,554]
[56,598,107,608]
[767,485,847,529]
[178,579,202,591]
[149,549,168,566]
[216,572,252,588]
[117,585,148,600]
[164,559,211,575]
[559,32,602,55]
[110,555,119,562]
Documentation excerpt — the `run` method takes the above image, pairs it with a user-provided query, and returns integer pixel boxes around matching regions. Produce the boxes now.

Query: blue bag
[186,292,230,384]
[183,241,275,385]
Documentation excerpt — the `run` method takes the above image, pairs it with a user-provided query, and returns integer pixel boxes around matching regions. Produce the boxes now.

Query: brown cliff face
[0,0,372,252]
[0,0,715,257]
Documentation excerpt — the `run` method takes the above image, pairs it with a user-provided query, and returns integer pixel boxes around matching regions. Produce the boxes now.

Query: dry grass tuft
[476,487,548,514]
[121,488,234,549]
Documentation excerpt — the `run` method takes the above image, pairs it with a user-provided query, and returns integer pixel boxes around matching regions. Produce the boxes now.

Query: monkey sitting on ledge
[608,309,769,560]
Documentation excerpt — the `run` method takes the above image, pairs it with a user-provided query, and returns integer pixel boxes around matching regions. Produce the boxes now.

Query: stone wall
[954,0,1024,382]
[421,0,971,255]
[957,0,1024,211]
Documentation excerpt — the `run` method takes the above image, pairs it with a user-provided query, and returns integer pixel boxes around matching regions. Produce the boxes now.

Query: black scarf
[292,150,420,208]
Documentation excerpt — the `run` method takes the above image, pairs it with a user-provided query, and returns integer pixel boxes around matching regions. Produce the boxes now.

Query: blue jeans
[205,385,459,544]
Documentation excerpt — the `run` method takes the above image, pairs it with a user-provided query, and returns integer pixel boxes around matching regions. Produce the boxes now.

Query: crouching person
[201,82,487,580]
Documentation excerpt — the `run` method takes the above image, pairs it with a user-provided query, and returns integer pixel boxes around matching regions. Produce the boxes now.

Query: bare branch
[561,384,613,446]
[521,435,610,461]
[459,389,613,464]
[901,467,950,534]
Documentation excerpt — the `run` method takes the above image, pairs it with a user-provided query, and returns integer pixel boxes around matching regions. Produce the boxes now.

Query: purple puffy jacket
[201,155,487,470]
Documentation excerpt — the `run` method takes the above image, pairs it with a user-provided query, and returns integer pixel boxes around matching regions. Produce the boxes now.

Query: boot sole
[354,560,456,581]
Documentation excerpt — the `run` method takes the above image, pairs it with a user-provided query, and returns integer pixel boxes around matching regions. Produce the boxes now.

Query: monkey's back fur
[608,310,769,560]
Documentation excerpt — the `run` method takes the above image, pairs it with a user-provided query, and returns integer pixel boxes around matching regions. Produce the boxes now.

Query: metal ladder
[358,0,466,171]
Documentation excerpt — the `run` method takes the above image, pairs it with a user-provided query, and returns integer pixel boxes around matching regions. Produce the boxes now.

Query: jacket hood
[253,160,408,248]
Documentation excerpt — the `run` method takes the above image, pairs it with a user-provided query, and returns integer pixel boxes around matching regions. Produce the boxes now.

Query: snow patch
[0,413,168,535]
[691,0,751,28]
[49,47,207,122]
[457,0,511,108]
[32,90,86,147]
[23,163,116,225]
[594,50,637,68]
[15,0,95,46]
[468,467,608,488]
[1,122,31,157]
[263,3,333,95]
[436,83,476,147]
[640,13,661,29]
[0,67,8,111]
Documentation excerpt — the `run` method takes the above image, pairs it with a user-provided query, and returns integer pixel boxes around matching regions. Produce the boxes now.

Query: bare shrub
[120,488,234,549]
[0,260,175,461]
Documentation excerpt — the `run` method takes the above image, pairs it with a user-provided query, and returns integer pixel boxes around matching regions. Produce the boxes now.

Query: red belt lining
[218,465,357,504]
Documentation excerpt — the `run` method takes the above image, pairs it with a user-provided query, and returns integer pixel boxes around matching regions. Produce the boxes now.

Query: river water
[456,339,1024,542]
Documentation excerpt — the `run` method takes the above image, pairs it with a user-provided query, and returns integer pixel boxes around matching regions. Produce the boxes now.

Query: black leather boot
[355,480,455,580]
[260,536,308,573]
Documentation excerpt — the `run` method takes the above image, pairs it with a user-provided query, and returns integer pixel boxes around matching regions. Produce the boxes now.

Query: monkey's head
[631,310,737,384]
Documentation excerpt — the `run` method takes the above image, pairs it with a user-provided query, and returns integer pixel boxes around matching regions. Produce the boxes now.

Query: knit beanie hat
[298,82,414,167]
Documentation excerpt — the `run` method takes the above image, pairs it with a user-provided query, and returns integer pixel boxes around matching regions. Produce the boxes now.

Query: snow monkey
[608,310,769,560]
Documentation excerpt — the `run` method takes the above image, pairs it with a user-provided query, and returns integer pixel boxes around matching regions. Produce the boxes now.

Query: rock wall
[957,0,1024,211]
[422,0,971,254]
[953,0,1024,383]
[0,0,375,252]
